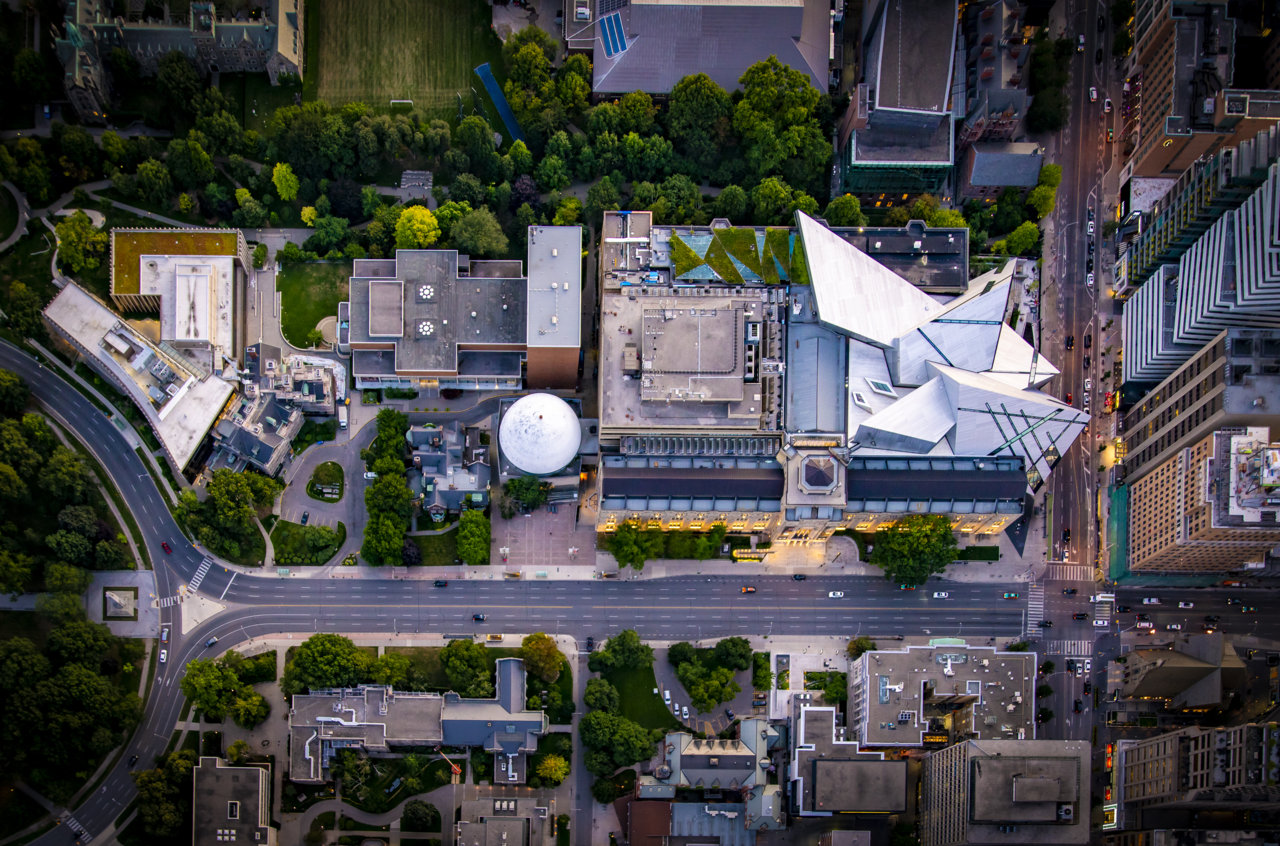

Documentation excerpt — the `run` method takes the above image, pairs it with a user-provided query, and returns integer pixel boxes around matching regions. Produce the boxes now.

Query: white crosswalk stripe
[1024,584,1045,636]
[156,594,182,608]
[1046,564,1094,582]
[1047,640,1093,657]
[188,559,211,592]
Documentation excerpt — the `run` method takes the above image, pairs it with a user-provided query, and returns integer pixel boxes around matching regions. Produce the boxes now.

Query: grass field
[411,530,458,567]
[219,72,303,134]
[275,261,350,348]
[304,0,504,112]
[604,664,682,732]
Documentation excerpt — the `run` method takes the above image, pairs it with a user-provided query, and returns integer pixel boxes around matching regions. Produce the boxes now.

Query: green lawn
[386,645,450,689]
[304,0,504,112]
[275,261,350,348]
[604,664,681,732]
[270,519,346,566]
[219,72,304,134]
[307,460,344,501]
[411,530,458,567]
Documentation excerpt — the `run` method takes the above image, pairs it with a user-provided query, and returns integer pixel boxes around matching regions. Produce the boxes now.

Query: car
[1178,601,1194,609]
[1085,333,1093,348]
[1066,659,1077,672]
[1204,615,1221,623]
[1089,208,1095,221]
[898,584,916,591]
[1093,619,1110,627]
[1166,623,1182,631]
[363,472,378,480]
[159,648,167,663]
[1073,612,1089,620]
[1085,659,1092,672]
[161,542,172,554]
[1067,335,1075,350]
[433,579,448,587]
[1083,355,1091,368]
[300,511,309,525]
[672,702,680,714]
[1136,613,1150,621]
[1077,34,1085,52]
[932,591,950,599]
[682,706,689,720]
[1074,699,1082,713]
[1084,378,1092,392]
[1098,15,1106,31]
[1104,98,1113,113]
[128,754,139,766]
[1062,528,1072,543]
[1226,597,1242,605]
[1107,127,1114,142]
[161,627,169,643]
[1063,588,1078,595]
[575,0,591,20]
[1083,681,1092,694]
[1142,597,1161,605]
[1003,592,1019,599]
[828,591,845,598]
[205,636,219,648]
[725,709,735,720]
[1090,86,1098,102]
[1136,621,1154,629]
[1066,391,1074,404]
[1087,219,1096,236]
[793,573,807,580]
[1242,606,1258,613]
[1116,604,1131,612]
[1095,47,1103,63]
[663,689,671,704]
[1037,620,1054,628]
[1203,625,1217,633]
[1087,256,1094,273]
[473,614,487,622]
[741,586,757,593]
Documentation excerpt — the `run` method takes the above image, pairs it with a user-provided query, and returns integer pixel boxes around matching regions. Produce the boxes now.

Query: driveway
[277,417,376,564]
[651,645,762,737]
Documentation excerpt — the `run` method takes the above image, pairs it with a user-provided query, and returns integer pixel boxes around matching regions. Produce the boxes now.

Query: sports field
[304,0,504,109]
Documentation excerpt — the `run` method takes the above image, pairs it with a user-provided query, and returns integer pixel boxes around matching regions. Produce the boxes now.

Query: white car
[672,702,680,714]
[681,706,689,720]
[1087,220,1095,236]
[1166,623,1183,631]
[1093,619,1109,627]
[1086,273,1095,288]
[932,592,949,599]
[1084,659,1091,673]
[1142,597,1161,605]
[1104,98,1113,113]
[1178,601,1194,609]
[1084,378,1092,392]
[663,689,671,704]
[363,472,378,480]
[159,649,167,663]
[1089,86,1098,102]
[828,591,844,599]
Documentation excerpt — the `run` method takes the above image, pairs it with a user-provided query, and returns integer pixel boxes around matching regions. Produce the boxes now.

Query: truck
[337,406,348,429]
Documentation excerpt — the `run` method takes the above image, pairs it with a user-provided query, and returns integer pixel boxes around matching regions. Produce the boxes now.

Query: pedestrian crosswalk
[188,559,211,592]
[1047,639,1093,657]
[1025,584,1045,635]
[156,594,183,608]
[1046,564,1094,582]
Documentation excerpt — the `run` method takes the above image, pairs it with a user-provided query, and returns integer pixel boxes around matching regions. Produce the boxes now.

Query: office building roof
[791,700,906,815]
[955,739,1092,844]
[526,226,581,349]
[1120,634,1247,709]
[592,0,827,96]
[192,757,273,846]
[967,142,1045,188]
[111,229,241,296]
[870,0,958,114]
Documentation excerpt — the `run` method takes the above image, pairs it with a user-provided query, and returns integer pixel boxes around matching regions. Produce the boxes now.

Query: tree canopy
[867,514,958,586]
[519,632,564,684]
[440,638,493,698]
[281,633,371,695]
[456,511,490,566]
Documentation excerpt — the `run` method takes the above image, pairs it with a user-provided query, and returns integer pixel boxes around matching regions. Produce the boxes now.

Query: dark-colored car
[1072,612,1088,621]
[1037,620,1054,628]
[1083,355,1091,368]
[1242,606,1258,614]
[1227,597,1242,605]
[1095,47,1103,63]
[793,573,807,580]
[473,613,487,622]
[1116,604,1131,612]
[1204,615,1221,623]
[1083,681,1092,694]
[433,579,448,587]
[205,636,219,648]
[1063,588,1077,596]
[300,511,309,525]
[129,754,138,766]
[1062,528,1071,543]
[1066,392,1073,404]
[1074,699,1083,713]
[586,636,595,652]
[725,709,735,720]
[1136,613,1150,621]
[161,542,172,554]
[1085,334,1093,348]
[1067,335,1075,350]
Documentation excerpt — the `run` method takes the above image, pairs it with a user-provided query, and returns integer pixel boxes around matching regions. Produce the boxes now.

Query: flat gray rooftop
[794,706,905,814]
[526,225,582,349]
[641,306,744,402]
[874,0,957,113]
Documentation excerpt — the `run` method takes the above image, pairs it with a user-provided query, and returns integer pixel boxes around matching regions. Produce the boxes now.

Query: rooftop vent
[419,284,434,298]
[417,321,434,336]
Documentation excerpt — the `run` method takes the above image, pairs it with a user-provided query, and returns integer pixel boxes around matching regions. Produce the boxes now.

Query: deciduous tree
[867,514,958,586]
[394,205,440,249]
[281,633,371,695]
[519,632,563,683]
[457,510,491,566]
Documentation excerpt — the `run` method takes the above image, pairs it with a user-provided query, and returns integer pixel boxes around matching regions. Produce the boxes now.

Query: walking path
[0,180,31,253]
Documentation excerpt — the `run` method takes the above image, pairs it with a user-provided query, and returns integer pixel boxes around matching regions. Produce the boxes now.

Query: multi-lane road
[1,341,1030,846]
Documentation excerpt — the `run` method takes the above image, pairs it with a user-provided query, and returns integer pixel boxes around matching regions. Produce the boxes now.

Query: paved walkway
[0,180,30,252]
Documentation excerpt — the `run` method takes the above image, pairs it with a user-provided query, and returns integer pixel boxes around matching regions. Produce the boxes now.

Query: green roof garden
[111,229,239,295]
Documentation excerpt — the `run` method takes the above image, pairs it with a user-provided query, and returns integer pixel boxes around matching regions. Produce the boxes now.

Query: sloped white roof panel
[797,212,942,346]
[852,377,954,453]
[988,324,1060,389]
[891,280,1010,385]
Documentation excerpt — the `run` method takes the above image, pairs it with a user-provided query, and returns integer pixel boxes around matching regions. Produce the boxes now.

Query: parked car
[159,649,167,663]
[1090,86,1098,102]
[1083,355,1091,368]
[828,591,845,598]
[1178,601,1194,608]
[1084,378,1092,392]
[433,580,448,587]
[932,592,949,599]
[681,706,689,720]
[672,701,680,714]
[725,709,735,720]
[1085,333,1093,348]
[1087,219,1095,236]
[664,689,671,703]
[1066,392,1073,404]
[161,627,169,643]
[161,542,172,554]
[300,511,309,525]
[363,472,378,480]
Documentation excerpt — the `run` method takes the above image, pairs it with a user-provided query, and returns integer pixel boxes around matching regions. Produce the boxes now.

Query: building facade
[56,0,303,124]
[957,0,1033,149]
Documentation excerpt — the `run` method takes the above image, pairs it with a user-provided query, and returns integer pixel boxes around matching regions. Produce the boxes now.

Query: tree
[1026,184,1057,220]
[230,688,270,728]
[536,754,570,785]
[180,658,244,719]
[1039,660,1055,676]
[0,370,29,417]
[676,659,740,711]
[227,739,251,764]
[713,636,752,671]
[604,522,649,570]
[822,671,848,703]
[519,632,564,683]
[156,51,203,123]
[585,176,620,226]
[47,619,111,667]
[166,135,215,189]
[750,177,795,225]
[11,49,48,103]
[535,154,571,192]
[272,162,300,202]
[55,211,108,274]
[450,207,509,258]
[867,514,958,586]
[440,639,493,698]
[846,635,877,659]
[402,800,441,832]
[824,194,867,227]
[372,651,411,687]
[41,446,89,505]
[587,629,653,674]
[362,512,408,565]
[133,750,196,836]
[0,550,31,597]
[135,158,173,206]
[668,73,734,173]
[457,510,491,566]
[281,633,371,695]
[252,243,267,268]
[667,641,696,667]
[734,57,831,193]
[553,196,583,226]
[45,561,92,594]
[1004,220,1041,256]
[394,205,440,249]
[578,710,658,775]
[1038,164,1062,188]
[504,475,550,510]
[584,677,620,713]
[502,24,558,65]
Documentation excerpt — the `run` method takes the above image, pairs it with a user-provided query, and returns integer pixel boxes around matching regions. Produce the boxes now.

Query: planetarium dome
[498,393,582,476]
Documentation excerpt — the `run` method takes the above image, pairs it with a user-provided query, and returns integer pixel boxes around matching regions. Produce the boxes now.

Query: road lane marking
[219,573,237,600]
